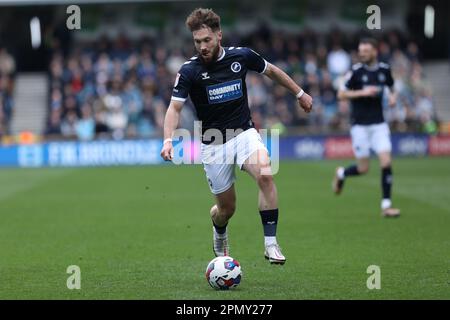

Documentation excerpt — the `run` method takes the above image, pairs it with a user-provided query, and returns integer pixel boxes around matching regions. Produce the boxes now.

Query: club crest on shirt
[231,62,241,73]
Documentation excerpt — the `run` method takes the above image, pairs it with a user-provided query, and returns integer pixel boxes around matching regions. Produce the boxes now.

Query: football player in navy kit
[333,38,400,217]
[160,8,312,264]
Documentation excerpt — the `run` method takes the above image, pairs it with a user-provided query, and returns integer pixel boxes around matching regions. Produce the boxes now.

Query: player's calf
[211,203,235,226]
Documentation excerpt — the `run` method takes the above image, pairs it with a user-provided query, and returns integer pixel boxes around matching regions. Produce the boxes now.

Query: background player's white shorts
[201,128,268,194]
[350,122,392,159]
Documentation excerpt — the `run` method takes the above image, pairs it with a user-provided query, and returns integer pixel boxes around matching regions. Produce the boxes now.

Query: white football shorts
[201,128,268,194]
[350,122,392,159]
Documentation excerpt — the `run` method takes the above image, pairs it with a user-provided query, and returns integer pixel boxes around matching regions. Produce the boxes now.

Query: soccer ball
[205,256,242,290]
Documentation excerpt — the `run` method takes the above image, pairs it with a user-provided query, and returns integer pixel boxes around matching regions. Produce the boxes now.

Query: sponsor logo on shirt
[206,79,243,104]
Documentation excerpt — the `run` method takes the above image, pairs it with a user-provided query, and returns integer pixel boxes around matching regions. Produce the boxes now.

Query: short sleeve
[171,64,192,102]
[343,71,357,90]
[242,47,268,74]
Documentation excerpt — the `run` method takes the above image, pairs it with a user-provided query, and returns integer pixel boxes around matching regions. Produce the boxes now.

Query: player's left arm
[263,63,313,113]
[387,86,397,107]
[384,65,397,107]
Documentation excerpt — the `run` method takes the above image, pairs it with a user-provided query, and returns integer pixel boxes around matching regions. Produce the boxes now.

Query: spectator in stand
[327,43,351,80]
[45,108,62,136]
[0,46,15,76]
[75,103,96,141]
[61,110,78,138]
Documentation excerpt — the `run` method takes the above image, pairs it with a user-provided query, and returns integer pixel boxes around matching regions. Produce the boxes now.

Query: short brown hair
[359,38,378,49]
[186,8,221,32]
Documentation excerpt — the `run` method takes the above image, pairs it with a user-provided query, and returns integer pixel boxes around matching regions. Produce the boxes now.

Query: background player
[333,38,400,217]
[160,8,313,264]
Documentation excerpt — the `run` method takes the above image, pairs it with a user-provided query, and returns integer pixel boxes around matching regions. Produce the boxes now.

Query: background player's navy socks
[259,209,278,237]
[382,166,393,200]
[213,221,227,235]
[344,165,360,177]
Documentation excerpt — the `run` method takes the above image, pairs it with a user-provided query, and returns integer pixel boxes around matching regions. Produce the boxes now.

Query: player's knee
[256,174,274,190]
[378,152,392,168]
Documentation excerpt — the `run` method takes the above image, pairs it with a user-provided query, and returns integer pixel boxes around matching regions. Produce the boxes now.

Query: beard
[199,44,221,65]
[361,54,376,65]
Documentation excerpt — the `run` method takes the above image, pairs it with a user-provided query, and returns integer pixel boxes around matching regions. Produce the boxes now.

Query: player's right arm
[160,65,192,161]
[160,99,184,161]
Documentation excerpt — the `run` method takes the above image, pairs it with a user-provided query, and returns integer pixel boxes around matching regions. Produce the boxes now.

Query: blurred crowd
[47,34,187,140]
[26,28,442,140]
[0,46,15,137]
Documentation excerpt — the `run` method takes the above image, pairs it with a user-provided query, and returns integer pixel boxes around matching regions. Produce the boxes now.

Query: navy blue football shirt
[171,47,268,144]
[344,62,394,125]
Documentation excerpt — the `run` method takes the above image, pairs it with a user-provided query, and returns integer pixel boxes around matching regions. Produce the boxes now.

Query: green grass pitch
[0,157,449,299]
